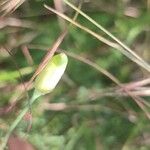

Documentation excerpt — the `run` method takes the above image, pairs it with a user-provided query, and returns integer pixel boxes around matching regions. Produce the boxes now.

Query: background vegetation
[0,0,150,149]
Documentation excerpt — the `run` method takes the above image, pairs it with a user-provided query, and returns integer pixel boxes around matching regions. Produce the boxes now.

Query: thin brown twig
[120,78,150,91]
[54,0,66,30]
[42,102,138,122]
[60,50,120,85]
[27,1,83,89]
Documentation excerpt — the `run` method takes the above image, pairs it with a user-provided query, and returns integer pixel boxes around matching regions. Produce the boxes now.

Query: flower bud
[34,53,68,94]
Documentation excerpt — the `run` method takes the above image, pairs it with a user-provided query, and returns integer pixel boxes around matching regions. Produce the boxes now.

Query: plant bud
[34,53,68,94]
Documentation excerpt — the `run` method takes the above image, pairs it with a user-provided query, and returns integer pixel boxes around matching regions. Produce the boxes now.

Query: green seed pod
[34,53,68,94]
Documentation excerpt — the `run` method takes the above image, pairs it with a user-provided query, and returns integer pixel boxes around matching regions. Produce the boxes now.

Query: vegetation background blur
[0,0,150,149]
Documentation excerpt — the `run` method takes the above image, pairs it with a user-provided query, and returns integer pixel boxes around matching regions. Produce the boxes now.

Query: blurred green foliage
[0,0,150,150]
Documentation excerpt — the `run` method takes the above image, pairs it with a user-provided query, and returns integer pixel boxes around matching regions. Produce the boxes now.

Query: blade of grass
[44,4,150,72]
[60,50,120,85]
[120,78,150,90]
[63,0,150,72]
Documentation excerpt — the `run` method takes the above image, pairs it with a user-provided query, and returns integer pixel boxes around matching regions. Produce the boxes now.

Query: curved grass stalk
[44,4,150,72]
[63,0,150,72]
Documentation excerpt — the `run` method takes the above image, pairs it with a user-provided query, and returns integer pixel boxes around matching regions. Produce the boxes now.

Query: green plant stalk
[1,90,42,150]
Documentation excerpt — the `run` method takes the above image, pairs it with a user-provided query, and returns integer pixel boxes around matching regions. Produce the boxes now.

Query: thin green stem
[1,90,42,150]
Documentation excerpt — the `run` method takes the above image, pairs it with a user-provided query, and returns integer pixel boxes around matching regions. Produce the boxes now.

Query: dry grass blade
[63,0,150,72]
[29,31,66,81]
[42,102,129,116]
[44,4,150,73]
[54,0,66,31]
[0,0,26,16]
[44,4,117,48]
[121,78,150,90]
[88,88,150,99]
[60,50,120,85]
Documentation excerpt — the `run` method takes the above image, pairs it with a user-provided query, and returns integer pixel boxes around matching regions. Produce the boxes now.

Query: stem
[1,90,42,150]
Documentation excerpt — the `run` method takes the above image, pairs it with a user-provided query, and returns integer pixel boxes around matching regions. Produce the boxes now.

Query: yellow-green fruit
[34,53,68,94]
